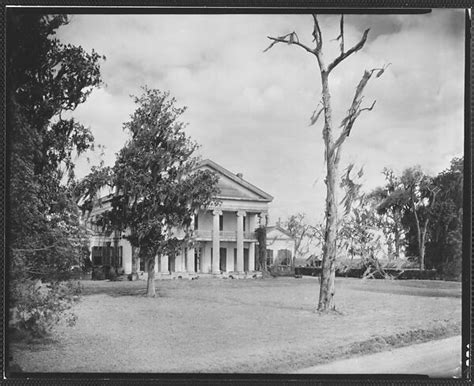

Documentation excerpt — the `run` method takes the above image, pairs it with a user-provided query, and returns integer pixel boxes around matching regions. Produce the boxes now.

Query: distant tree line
[280,157,463,281]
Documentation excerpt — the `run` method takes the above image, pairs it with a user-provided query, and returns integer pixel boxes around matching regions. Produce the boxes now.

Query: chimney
[236,173,243,178]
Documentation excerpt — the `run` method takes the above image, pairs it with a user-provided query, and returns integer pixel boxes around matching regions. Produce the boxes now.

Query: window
[219,214,223,231]
[194,214,199,230]
[266,249,273,267]
[243,216,246,232]
[92,246,103,266]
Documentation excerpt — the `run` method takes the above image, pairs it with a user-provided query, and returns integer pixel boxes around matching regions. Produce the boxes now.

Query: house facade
[265,225,296,266]
[86,159,273,275]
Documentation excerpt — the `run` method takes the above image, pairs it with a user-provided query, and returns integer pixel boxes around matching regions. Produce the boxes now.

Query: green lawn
[10,277,461,373]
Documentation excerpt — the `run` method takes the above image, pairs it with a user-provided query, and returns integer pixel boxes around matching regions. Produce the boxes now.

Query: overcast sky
[57,10,465,225]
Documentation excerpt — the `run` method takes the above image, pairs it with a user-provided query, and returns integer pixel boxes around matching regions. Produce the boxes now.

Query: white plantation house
[86,159,273,275]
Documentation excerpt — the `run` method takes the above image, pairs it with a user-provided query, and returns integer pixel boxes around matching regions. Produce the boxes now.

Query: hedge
[296,266,437,280]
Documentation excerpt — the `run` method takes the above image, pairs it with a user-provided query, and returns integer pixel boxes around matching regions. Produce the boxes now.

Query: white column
[154,255,159,273]
[226,246,234,272]
[259,212,268,228]
[202,243,212,273]
[236,210,246,272]
[212,209,222,273]
[161,255,169,273]
[122,240,133,274]
[186,213,196,273]
[187,247,195,272]
[249,242,255,271]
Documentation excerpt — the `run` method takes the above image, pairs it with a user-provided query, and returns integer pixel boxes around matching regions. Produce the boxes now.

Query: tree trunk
[256,226,267,272]
[130,246,139,280]
[394,228,401,260]
[318,154,338,311]
[420,221,428,270]
[146,256,156,297]
[317,69,339,312]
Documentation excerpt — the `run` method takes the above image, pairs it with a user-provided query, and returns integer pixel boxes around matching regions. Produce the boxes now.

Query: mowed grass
[10,277,461,373]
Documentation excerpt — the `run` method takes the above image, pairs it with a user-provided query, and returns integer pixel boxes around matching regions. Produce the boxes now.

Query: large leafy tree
[399,167,439,270]
[265,15,387,311]
[7,13,104,334]
[78,88,220,297]
[425,157,463,277]
[370,168,408,260]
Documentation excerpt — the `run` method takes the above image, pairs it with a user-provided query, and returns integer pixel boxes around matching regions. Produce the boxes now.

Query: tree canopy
[77,88,220,296]
[7,13,104,335]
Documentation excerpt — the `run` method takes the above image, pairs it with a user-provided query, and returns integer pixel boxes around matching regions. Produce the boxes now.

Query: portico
[156,159,273,275]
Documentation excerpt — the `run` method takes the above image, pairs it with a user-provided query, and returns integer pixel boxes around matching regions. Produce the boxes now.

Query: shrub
[269,265,294,277]
[92,266,106,280]
[441,258,462,281]
[9,280,81,338]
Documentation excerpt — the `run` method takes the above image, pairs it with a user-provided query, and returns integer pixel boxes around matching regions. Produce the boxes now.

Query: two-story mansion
[87,159,273,275]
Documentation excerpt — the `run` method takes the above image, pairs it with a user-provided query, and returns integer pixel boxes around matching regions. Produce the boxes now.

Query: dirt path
[295,335,462,377]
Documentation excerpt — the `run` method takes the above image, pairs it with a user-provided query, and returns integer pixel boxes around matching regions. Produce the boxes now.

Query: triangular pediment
[266,226,294,240]
[196,159,273,202]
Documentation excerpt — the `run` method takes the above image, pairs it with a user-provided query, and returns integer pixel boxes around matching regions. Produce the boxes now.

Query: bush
[441,258,462,281]
[295,267,322,277]
[9,280,81,338]
[269,265,294,277]
[335,258,365,277]
[92,266,106,280]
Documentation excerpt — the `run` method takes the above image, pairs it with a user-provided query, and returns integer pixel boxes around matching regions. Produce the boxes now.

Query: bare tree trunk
[316,65,340,312]
[411,199,425,270]
[146,256,156,297]
[420,220,428,270]
[318,153,338,311]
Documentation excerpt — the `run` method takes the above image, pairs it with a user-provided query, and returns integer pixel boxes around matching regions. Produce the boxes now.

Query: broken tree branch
[309,101,324,126]
[335,14,344,54]
[264,32,315,55]
[312,14,323,52]
[331,67,384,153]
[327,28,370,74]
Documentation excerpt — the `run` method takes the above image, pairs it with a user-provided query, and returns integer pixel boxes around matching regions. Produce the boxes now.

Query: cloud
[57,11,465,224]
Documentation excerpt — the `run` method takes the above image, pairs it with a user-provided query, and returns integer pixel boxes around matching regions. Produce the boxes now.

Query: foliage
[368,157,463,279]
[281,213,320,266]
[9,280,82,337]
[78,88,220,296]
[425,157,463,279]
[8,13,103,335]
[369,168,408,260]
[338,165,383,262]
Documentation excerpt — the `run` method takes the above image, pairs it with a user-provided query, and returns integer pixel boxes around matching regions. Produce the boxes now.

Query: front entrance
[219,248,227,271]
[194,248,201,273]
[169,253,175,273]
[244,248,249,272]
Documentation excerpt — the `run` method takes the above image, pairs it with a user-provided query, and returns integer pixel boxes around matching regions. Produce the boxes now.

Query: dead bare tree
[265,14,388,311]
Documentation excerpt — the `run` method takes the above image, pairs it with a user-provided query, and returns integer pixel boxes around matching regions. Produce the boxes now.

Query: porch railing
[193,230,257,241]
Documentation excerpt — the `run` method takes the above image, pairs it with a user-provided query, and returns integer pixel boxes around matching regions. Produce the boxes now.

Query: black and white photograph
[5,5,469,379]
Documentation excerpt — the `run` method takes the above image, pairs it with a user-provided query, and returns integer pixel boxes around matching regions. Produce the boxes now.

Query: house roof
[197,159,273,202]
[92,158,273,204]
[266,225,294,239]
